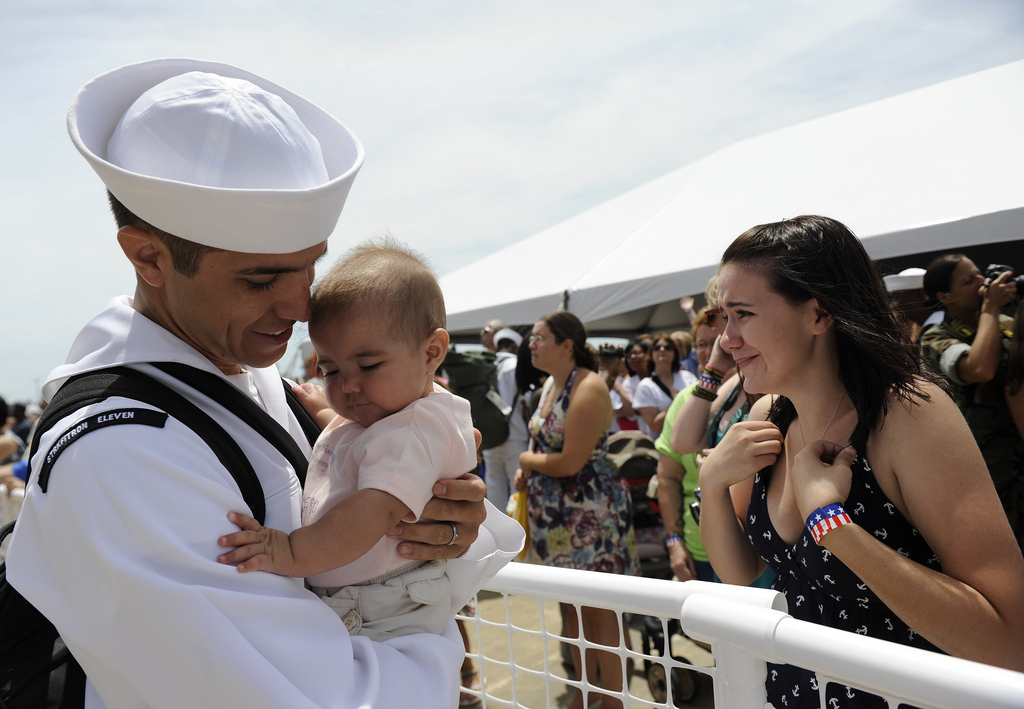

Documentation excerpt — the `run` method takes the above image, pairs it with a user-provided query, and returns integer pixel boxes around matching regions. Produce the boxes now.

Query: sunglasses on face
[652,344,675,351]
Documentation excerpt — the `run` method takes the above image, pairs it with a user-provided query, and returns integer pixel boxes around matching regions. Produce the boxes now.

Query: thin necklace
[797,391,847,445]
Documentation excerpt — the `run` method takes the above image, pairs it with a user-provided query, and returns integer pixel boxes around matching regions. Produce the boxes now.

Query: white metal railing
[460,562,1024,708]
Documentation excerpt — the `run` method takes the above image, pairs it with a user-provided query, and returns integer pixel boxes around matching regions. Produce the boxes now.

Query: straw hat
[68,58,364,254]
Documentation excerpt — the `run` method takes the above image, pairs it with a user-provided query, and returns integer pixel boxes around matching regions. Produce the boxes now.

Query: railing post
[680,593,788,709]
[706,641,771,709]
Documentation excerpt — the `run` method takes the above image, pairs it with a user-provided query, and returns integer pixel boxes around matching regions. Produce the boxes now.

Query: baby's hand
[217,512,297,576]
[291,382,335,429]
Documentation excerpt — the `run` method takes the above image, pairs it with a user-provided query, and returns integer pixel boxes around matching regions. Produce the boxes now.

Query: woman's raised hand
[699,419,783,491]
[706,335,734,374]
[791,440,857,520]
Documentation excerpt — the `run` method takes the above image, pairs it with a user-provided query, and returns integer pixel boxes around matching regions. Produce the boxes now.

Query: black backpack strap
[649,374,674,400]
[152,362,315,487]
[282,380,323,451]
[28,366,266,525]
[0,521,87,709]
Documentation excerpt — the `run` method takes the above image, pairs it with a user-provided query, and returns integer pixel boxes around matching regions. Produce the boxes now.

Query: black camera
[984,264,1024,305]
[598,344,625,358]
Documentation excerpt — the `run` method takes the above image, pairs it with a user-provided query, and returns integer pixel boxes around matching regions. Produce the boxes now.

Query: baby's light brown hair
[309,235,446,350]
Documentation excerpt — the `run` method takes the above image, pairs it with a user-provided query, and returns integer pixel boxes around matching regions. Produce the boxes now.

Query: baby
[217,238,478,641]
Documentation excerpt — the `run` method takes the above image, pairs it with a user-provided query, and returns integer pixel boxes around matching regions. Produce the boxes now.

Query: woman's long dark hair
[542,311,597,371]
[515,341,546,394]
[720,215,946,445]
[923,253,966,311]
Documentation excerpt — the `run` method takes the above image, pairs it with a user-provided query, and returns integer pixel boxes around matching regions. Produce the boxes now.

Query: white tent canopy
[441,60,1024,338]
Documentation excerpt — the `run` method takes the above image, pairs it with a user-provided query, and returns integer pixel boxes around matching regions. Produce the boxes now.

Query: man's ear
[425,328,451,373]
[116,226,169,287]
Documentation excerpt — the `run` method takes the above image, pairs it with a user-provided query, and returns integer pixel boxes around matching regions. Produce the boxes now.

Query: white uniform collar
[43,296,286,422]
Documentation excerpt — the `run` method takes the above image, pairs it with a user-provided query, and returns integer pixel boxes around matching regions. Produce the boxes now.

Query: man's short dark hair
[107,191,219,278]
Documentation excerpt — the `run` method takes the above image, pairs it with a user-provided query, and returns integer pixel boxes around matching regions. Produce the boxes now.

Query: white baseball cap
[883,267,926,293]
[68,58,364,254]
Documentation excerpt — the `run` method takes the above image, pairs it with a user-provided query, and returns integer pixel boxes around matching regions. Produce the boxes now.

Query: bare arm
[956,271,1015,383]
[0,436,19,463]
[655,455,696,581]
[669,338,735,454]
[698,397,779,585]
[793,383,1024,671]
[637,406,666,435]
[617,376,637,417]
[390,473,487,560]
[219,489,410,577]
[519,371,610,478]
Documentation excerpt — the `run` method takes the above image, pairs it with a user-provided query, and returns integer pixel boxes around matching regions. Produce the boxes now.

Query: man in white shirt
[5,58,521,709]
[482,328,530,512]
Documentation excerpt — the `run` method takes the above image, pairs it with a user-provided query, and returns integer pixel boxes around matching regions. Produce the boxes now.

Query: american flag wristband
[806,503,852,544]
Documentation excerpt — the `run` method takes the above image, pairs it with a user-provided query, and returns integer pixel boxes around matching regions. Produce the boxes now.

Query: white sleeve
[7,400,462,709]
[938,342,971,385]
[356,402,474,521]
[496,358,518,406]
[632,379,659,409]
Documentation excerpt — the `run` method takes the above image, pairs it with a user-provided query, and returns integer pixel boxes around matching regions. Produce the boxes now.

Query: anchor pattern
[746,447,943,707]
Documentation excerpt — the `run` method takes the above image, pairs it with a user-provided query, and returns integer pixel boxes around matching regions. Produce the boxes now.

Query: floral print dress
[526,368,639,575]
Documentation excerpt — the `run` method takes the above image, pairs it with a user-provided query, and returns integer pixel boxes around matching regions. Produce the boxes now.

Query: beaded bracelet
[806,503,852,544]
[665,535,683,548]
[692,385,717,401]
[700,371,722,386]
[703,364,726,380]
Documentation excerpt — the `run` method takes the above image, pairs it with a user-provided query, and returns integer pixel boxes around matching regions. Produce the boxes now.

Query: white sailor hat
[492,328,522,348]
[883,267,926,293]
[68,58,364,254]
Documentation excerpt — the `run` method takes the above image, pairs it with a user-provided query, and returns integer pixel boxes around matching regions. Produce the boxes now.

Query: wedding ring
[446,522,460,546]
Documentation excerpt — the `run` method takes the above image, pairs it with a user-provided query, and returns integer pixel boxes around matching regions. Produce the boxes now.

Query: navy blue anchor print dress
[747,446,943,708]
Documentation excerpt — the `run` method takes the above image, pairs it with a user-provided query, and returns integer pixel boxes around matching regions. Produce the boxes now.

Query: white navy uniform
[6,295,523,709]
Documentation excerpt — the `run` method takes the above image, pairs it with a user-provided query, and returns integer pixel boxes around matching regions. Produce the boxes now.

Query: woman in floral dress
[515,311,638,709]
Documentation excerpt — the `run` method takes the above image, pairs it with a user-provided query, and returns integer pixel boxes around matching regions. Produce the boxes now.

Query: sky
[1,0,1023,402]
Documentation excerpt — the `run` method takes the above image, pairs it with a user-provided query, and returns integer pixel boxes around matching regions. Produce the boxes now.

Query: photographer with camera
[921,254,1023,548]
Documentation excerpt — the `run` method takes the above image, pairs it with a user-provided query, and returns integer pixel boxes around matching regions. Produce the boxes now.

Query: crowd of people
[468,219,1024,709]
[2,55,1022,709]
[0,397,40,496]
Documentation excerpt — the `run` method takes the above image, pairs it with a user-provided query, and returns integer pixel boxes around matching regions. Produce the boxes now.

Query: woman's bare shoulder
[748,393,774,421]
[881,379,958,431]
[572,368,612,397]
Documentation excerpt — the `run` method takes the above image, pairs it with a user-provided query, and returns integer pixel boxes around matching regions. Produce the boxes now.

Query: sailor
[6,58,521,708]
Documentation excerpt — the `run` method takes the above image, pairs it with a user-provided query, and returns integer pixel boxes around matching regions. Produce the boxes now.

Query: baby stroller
[605,432,699,705]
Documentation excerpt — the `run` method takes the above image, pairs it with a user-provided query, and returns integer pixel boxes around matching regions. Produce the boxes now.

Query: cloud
[1,0,1023,399]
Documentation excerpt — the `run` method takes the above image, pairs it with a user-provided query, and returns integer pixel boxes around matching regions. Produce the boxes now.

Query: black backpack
[442,349,511,451]
[0,364,319,709]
